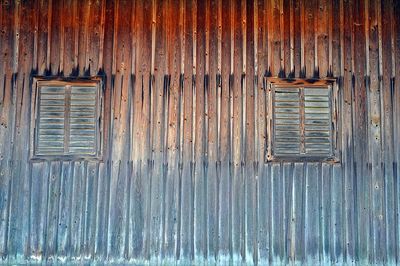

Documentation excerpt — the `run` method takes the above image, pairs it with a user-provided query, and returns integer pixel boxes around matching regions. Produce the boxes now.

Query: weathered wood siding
[0,0,399,264]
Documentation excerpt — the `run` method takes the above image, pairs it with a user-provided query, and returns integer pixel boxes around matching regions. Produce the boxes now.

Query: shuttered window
[32,79,102,159]
[267,79,339,162]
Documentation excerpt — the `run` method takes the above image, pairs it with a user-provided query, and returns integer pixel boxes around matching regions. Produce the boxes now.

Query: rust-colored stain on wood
[0,0,399,264]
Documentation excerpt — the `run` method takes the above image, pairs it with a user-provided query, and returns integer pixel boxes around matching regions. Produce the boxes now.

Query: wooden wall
[0,0,399,264]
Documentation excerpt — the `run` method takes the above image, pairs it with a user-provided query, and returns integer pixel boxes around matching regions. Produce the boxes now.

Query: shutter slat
[41,87,65,93]
[275,131,301,137]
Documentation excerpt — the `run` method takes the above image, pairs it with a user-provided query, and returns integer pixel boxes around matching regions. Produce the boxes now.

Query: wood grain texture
[0,0,399,264]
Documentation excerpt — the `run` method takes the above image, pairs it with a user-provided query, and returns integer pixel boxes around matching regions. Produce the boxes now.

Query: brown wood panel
[88,0,103,76]
[62,0,76,76]
[316,0,329,77]
[304,0,315,77]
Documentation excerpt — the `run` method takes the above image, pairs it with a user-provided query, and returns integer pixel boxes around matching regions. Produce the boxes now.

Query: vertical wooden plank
[127,0,140,257]
[106,0,132,259]
[35,0,49,74]
[301,0,306,77]
[240,0,247,261]
[288,162,295,264]
[46,0,52,74]
[128,160,144,258]
[281,163,293,264]
[290,163,305,263]
[353,0,369,261]
[304,163,319,264]
[179,0,194,261]
[97,0,114,259]
[230,0,242,262]
[44,162,62,259]
[367,0,385,262]
[330,2,344,263]
[205,0,218,261]
[40,162,52,260]
[304,0,315,77]
[293,0,301,77]
[331,164,344,263]
[0,160,12,259]
[120,0,133,257]
[162,0,181,261]
[257,0,268,79]
[191,1,197,258]
[109,0,132,162]
[107,158,127,259]
[244,0,256,263]
[320,164,331,264]
[77,0,90,75]
[341,0,356,262]
[69,161,85,258]
[56,162,73,258]
[121,160,131,259]
[99,0,112,163]
[331,0,341,78]
[268,0,282,76]
[72,0,79,74]
[316,0,329,77]
[393,0,400,264]
[75,161,88,260]
[279,0,285,77]
[130,0,151,259]
[83,162,99,258]
[215,0,223,257]
[94,162,107,258]
[0,0,16,257]
[258,163,270,264]
[381,0,396,262]
[7,161,21,258]
[252,1,261,263]
[28,162,47,260]
[175,0,186,261]
[148,0,166,262]
[49,0,61,75]
[283,0,291,76]
[217,0,232,262]
[61,0,76,76]
[270,163,283,262]
[87,0,102,75]
[193,0,206,260]
[255,2,269,259]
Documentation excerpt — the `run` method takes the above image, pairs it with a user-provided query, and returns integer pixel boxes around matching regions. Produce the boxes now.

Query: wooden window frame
[266,78,340,163]
[30,77,104,161]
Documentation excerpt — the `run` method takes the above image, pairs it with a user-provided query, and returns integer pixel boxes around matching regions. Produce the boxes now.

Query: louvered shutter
[36,86,66,155]
[271,85,334,159]
[69,86,98,155]
[273,87,301,155]
[304,87,332,155]
[34,83,99,158]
